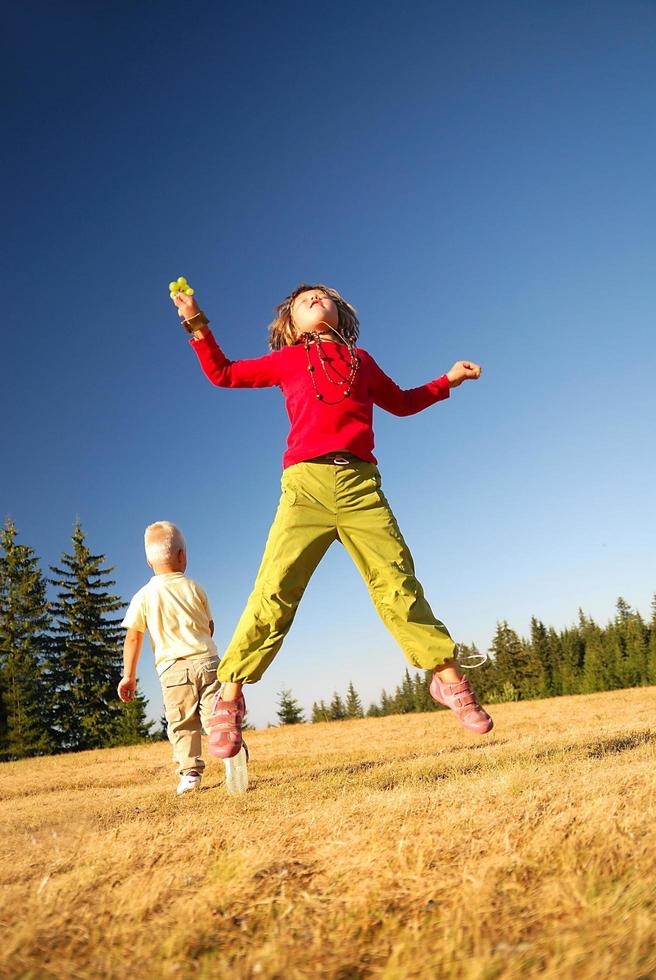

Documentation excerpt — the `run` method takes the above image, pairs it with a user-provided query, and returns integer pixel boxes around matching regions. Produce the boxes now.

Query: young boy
[117,521,248,795]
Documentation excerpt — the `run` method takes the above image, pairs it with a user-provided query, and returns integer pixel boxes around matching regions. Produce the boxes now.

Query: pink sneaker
[429,674,494,734]
[207,694,245,759]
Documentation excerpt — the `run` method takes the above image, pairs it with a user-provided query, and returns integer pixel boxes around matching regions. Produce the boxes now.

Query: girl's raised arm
[363,351,451,417]
[172,284,282,389]
[171,281,207,338]
[191,330,282,389]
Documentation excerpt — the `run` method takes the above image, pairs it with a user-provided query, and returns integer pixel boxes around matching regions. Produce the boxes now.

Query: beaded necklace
[301,326,360,404]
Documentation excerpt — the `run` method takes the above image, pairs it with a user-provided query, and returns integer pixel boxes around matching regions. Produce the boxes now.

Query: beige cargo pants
[160,655,221,775]
[218,456,456,684]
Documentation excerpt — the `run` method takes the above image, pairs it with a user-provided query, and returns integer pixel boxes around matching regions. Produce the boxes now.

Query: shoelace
[456,649,488,669]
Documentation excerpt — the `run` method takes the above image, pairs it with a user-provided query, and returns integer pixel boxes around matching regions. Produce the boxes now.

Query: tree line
[278,596,656,724]
[2,518,655,755]
[0,520,155,761]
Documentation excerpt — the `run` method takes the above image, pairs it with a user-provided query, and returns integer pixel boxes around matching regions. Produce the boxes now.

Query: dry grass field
[1,688,655,980]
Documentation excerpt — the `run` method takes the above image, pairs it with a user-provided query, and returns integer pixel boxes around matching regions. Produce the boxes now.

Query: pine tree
[413,670,437,712]
[111,691,155,745]
[0,520,53,760]
[276,688,305,725]
[546,627,563,696]
[311,700,330,723]
[612,598,647,687]
[529,618,553,697]
[329,691,346,720]
[647,596,656,686]
[488,622,525,698]
[390,669,415,714]
[379,689,392,716]
[48,523,124,751]
[580,614,608,694]
[600,621,624,690]
[515,636,544,700]
[366,702,381,717]
[558,624,584,695]
[345,681,364,719]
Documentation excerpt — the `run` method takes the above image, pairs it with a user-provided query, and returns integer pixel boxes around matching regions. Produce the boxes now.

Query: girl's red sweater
[190,331,450,469]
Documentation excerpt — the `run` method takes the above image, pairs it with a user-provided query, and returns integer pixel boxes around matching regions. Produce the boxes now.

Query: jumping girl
[171,283,493,756]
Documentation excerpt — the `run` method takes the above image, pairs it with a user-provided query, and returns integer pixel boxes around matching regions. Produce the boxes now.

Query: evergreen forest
[1,518,654,756]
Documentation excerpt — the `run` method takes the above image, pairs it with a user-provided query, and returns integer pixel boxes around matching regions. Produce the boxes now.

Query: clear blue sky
[4,1,655,729]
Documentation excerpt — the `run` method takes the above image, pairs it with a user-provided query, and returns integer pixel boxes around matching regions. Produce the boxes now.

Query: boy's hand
[446,360,482,388]
[118,676,137,702]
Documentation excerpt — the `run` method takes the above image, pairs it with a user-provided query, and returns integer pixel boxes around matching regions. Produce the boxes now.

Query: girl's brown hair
[268,283,360,351]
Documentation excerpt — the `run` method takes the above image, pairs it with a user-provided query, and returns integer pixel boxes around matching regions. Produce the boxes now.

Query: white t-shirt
[121,572,218,674]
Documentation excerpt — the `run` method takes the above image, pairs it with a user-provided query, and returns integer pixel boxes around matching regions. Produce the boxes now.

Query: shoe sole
[223,743,249,796]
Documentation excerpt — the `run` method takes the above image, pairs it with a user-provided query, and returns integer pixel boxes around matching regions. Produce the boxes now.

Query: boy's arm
[118,628,145,702]
[197,585,215,638]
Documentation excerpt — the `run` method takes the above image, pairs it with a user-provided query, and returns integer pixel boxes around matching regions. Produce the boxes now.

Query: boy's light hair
[144,522,186,564]
[268,283,360,351]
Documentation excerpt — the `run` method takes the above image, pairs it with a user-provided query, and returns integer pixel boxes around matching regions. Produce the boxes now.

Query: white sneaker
[223,743,249,796]
[176,770,202,795]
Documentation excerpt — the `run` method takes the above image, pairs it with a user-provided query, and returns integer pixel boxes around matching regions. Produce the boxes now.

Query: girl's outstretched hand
[169,276,200,322]
[172,290,201,321]
[446,360,482,388]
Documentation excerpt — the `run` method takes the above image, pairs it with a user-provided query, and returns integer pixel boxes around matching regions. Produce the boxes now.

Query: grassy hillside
[1,688,655,979]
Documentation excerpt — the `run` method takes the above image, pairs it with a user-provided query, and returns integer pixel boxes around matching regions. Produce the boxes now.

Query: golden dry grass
[1,688,655,980]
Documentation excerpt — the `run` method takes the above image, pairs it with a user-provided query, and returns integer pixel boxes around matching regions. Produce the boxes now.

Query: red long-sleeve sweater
[190,331,450,469]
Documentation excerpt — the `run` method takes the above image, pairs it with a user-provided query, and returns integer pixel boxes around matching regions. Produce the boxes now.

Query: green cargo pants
[218,455,456,683]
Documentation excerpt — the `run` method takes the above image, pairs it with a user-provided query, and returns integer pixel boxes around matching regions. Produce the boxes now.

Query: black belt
[308,452,360,465]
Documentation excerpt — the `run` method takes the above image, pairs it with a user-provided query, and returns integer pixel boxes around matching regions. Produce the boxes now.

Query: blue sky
[4,1,655,728]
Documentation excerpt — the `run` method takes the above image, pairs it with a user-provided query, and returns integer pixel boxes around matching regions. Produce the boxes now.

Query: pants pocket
[165,704,184,723]
[280,471,297,505]
[372,468,382,490]
[162,669,192,722]
[162,668,190,688]
[200,662,218,686]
